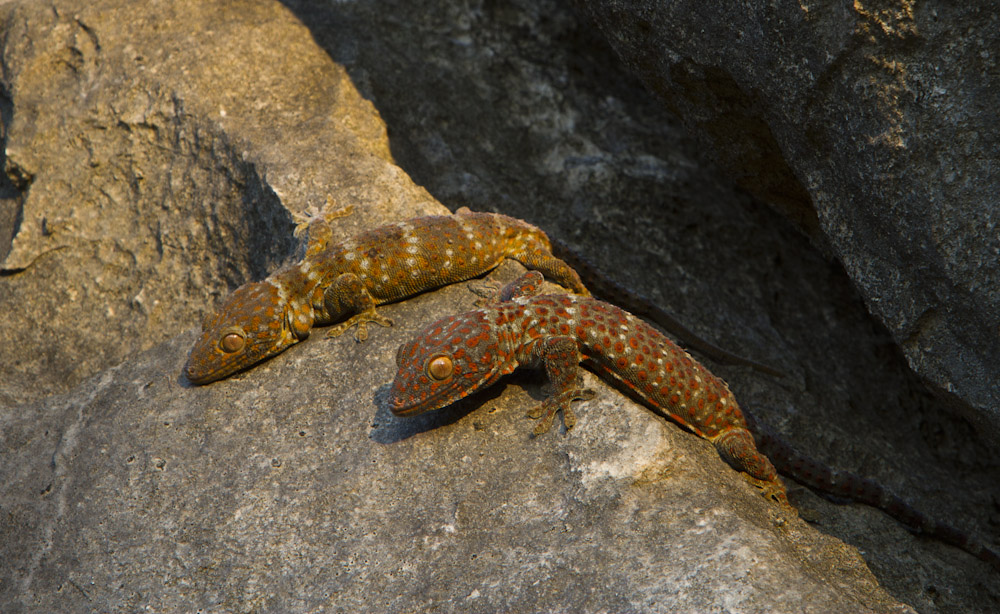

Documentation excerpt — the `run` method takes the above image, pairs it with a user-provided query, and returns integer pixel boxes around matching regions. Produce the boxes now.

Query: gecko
[388,271,1000,571]
[185,206,780,384]
[184,207,588,384]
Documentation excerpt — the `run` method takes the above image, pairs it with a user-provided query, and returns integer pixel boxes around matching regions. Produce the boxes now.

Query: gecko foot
[527,388,596,436]
[293,197,354,237]
[741,474,791,507]
[325,311,393,341]
[467,280,502,307]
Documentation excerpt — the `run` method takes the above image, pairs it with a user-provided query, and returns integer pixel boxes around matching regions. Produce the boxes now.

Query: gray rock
[1,0,997,612]
[569,0,1000,433]
[3,271,912,613]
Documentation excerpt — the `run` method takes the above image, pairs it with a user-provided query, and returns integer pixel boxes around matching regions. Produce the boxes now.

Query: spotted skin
[389,271,1000,571]
[185,209,588,384]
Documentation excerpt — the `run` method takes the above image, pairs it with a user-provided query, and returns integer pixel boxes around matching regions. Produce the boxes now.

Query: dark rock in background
[571,0,1000,434]
[1,0,997,612]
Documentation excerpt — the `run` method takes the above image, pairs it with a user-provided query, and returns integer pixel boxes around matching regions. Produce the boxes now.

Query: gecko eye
[426,355,454,381]
[220,330,246,354]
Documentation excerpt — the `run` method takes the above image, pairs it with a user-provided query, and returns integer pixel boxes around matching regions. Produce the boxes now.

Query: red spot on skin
[684,389,692,401]
[704,414,715,426]
[707,391,718,403]
[559,324,570,334]
[642,345,650,355]
[614,341,624,353]
[665,362,674,372]
[637,370,648,380]
[628,337,638,349]
[592,341,603,351]
[603,336,612,347]
[549,316,559,324]
[616,357,627,369]
[670,394,681,405]
[697,397,705,409]
[690,378,699,390]
[537,307,549,316]
[634,355,644,366]
[575,326,586,337]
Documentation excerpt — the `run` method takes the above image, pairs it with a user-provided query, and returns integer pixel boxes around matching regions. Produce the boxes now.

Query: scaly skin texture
[185,208,588,384]
[389,271,1000,572]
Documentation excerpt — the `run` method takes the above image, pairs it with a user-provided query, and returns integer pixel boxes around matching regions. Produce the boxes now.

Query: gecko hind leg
[740,473,792,507]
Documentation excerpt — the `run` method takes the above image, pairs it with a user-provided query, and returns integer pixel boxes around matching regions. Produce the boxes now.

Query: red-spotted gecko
[186,207,778,384]
[388,271,1000,571]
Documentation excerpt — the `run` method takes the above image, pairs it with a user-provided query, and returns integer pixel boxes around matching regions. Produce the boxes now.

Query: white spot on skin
[381,275,390,283]
[344,252,356,261]
[443,261,452,268]
[407,258,417,268]
[445,249,454,257]
[405,234,420,244]
[406,245,419,254]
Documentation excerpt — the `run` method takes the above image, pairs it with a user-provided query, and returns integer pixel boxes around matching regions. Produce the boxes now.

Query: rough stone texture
[0,0,438,407]
[569,0,1000,434]
[1,0,998,612]
[3,272,914,614]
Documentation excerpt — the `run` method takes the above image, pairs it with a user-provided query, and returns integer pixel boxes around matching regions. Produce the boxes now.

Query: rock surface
[570,0,1000,434]
[1,0,998,612]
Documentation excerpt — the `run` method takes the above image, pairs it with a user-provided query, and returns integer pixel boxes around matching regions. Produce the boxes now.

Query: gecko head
[389,311,507,417]
[184,280,304,385]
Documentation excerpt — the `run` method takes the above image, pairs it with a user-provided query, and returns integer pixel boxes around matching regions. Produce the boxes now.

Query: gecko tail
[745,409,1000,572]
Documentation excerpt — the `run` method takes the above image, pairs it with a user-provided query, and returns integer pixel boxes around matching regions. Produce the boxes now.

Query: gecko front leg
[524,335,597,435]
[322,272,393,341]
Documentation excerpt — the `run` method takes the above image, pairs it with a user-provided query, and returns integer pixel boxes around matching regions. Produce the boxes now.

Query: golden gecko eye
[220,331,246,353]
[426,355,454,381]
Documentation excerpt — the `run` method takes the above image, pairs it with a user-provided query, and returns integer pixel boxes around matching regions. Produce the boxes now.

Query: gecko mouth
[388,394,439,417]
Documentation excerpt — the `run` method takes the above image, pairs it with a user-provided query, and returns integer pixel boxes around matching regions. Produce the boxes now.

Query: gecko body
[185,209,587,384]
[389,272,1000,571]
